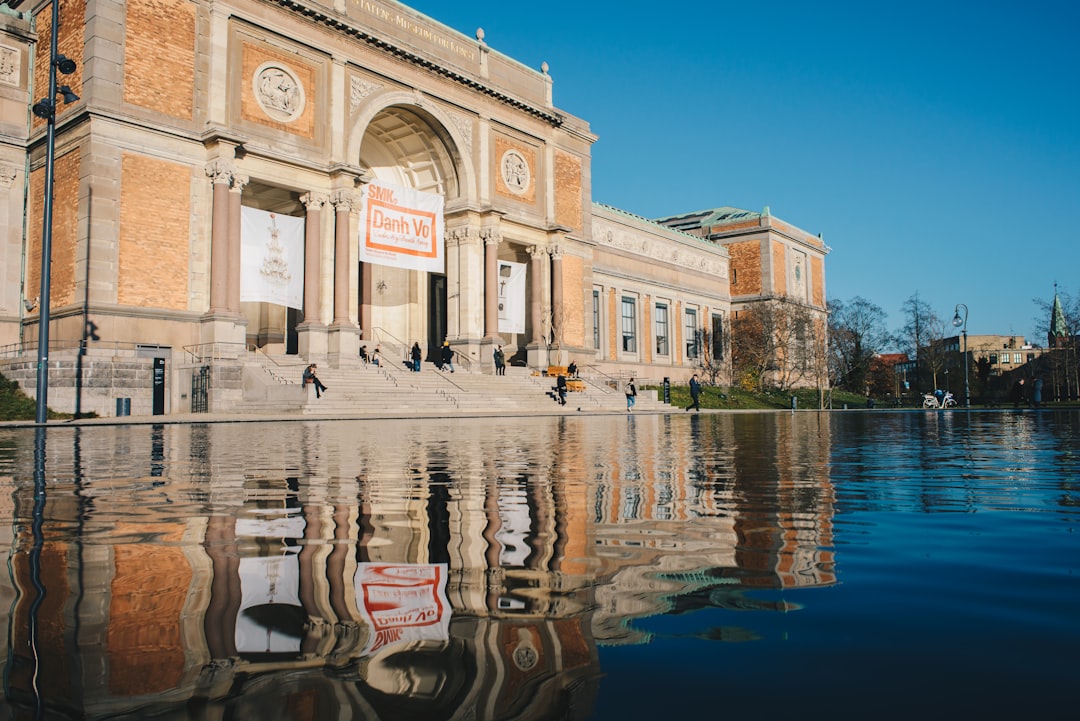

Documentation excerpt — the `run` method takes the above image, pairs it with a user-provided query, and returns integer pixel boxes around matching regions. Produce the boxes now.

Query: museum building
[0,0,828,416]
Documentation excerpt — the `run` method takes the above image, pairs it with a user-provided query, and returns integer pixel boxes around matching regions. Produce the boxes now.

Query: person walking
[556,374,568,405]
[494,345,506,376]
[411,342,422,372]
[687,373,701,412]
[441,341,455,373]
[625,377,637,413]
[302,363,327,399]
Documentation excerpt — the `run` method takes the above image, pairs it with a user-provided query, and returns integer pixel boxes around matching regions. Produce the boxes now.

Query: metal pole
[963,328,970,408]
[34,0,61,425]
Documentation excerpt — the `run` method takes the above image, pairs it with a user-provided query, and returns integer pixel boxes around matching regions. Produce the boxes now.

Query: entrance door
[428,274,447,362]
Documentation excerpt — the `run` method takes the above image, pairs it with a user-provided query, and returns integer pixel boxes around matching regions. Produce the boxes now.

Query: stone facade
[0,0,826,416]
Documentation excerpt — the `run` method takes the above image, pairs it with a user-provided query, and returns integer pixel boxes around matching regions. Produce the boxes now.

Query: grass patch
[0,373,84,421]
[645,383,869,411]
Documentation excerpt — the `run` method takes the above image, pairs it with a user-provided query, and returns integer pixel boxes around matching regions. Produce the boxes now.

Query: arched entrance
[359,105,460,364]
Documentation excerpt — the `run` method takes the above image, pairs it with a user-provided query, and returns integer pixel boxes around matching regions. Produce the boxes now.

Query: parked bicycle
[922,391,957,408]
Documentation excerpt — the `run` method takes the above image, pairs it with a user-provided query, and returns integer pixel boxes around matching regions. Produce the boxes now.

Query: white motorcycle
[922,391,957,409]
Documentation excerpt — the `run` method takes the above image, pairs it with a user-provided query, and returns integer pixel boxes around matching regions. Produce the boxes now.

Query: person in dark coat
[1032,377,1043,408]
[302,364,327,399]
[411,342,422,372]
[556,374,568,405]
[687,373,701,412]
[1011,378,1026,408]
[494,345,506,376]
[441,342,455,373]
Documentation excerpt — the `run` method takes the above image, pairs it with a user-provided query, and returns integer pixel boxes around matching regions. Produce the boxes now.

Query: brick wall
[728,240,761,296]
[27,151,81,309]
[554,150,582,232]
[771,239,786,296]
[118,154,191,310]
[560,254,585,348]
[811,256,824,307]
[32,0,85,132]
[124,0,196,119]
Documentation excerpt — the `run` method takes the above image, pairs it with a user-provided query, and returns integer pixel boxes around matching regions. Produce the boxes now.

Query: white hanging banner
[240,207,305,309]
[354,563,451,656]
[497,259,526,335]
[358,181,445,274]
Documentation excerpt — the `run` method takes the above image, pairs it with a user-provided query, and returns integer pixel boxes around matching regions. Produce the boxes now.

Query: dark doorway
[286,307,300,355]
[428,274,447,361]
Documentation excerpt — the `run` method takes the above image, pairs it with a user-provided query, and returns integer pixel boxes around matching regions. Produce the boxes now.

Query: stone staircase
[238,353,669,416]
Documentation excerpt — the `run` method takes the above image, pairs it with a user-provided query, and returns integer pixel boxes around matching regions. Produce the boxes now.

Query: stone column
[227,174,248,315]
[332,191,352,325]
[327,190,360,365]
[550,244,564,351]
[297,193,328,359]
[528,246,544,345]
[206,161,232,315]
[483,230,501,340]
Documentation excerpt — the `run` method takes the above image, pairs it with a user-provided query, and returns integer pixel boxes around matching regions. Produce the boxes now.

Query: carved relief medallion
[500,149,530,195]
[0,45,19,87]
[253,62,305,123]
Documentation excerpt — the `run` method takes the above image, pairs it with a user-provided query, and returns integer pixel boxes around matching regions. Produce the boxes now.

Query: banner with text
[240,207,305,309]
[497,260,526,335]
[358,181,445,274]
[355,563,451,656]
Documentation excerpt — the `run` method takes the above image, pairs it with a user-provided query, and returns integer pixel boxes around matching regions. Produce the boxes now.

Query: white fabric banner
[358,181,445,274]
[354,563,451,657]
[240,207,305,309]
[497,259,526,335]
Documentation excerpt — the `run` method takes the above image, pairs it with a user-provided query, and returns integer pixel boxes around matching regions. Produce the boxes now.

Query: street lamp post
[952,303,969,408]
[30,1,79,424]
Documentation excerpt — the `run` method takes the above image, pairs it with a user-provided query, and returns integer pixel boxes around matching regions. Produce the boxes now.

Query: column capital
[331,190,357,212]
[548,243,564,260]
[205,160,233,185]
[527,244,546,260]
[448,226,480,247]
[301,192,328,210]
[481,228,502,246]
[229,174,249,193]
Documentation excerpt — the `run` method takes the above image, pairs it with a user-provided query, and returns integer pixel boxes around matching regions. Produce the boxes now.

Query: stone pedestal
[297,321,328,360]
[327,322,361,367]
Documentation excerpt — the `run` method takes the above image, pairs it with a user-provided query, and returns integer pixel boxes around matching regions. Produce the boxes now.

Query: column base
[297,321,329,360]
[327,322,361,368]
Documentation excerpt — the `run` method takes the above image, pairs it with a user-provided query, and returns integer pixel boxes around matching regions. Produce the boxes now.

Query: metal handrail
[183,342,246,363]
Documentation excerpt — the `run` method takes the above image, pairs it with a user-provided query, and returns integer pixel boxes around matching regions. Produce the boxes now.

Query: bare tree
[828,296,893,393]
[899,292,945,393]
[732,299,824,392]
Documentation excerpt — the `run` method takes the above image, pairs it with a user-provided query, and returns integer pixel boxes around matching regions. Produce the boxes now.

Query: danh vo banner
[240,207,305,309]
[358,180,445,273]
[355,563,451,656]
[497,259,526,335]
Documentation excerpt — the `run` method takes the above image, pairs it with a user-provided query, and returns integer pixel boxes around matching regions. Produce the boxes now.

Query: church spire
[1049,283,1069,348]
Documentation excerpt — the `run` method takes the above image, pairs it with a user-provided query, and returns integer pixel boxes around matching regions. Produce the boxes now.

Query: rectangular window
[655,303,669,356]
[1013,352,1022,364]
[711,313,724,361]
[685,308,699,360]
[621,296,637,353]
[989,354,998,364]
[1027,353,1036,363]
[592,290,601,350]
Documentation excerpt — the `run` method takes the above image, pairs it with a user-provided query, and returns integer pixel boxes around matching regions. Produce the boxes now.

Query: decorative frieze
[594,221,727,277]
[349,77,382,112]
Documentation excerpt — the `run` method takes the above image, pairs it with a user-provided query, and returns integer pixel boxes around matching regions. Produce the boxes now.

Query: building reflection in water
[0,414,835,719]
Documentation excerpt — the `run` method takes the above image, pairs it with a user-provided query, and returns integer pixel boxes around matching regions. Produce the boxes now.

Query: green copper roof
[1051,292,1069,337]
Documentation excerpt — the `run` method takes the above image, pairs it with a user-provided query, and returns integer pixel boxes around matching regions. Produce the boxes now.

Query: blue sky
[407,0,1079,342]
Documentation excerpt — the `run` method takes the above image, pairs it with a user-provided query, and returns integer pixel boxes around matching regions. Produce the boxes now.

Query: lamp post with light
[952,303,969,408]
[30,0,79,424]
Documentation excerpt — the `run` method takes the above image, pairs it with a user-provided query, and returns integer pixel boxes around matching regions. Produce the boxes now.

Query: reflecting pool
[1,410,1078,720]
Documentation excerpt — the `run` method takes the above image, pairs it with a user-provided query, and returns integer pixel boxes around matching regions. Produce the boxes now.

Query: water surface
[1,410,1077,720]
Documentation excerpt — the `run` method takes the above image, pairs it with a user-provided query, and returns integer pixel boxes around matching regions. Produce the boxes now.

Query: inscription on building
[350,0,478,64]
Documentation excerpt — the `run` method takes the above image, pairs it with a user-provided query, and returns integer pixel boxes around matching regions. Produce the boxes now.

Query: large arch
[354,100,473,364]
